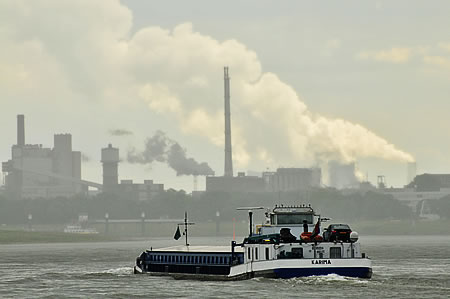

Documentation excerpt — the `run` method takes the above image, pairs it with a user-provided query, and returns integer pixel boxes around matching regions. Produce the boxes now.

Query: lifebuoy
[300,232,323,242]
[300,232,312,241]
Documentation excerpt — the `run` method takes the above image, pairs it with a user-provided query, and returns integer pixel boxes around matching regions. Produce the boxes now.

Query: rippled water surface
[1,236,449,298]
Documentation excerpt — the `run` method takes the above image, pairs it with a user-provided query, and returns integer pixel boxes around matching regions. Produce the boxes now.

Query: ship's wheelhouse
[267,205,316,226]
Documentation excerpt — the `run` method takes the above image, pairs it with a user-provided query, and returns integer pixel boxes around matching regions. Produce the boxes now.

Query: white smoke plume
[0,1,414,173]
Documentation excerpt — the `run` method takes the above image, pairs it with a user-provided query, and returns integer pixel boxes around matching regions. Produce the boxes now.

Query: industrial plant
[205,67,331,193]
[2,115,88,198]
[1,115,164,200]
[101,143,164,200]
[0,67,448,222]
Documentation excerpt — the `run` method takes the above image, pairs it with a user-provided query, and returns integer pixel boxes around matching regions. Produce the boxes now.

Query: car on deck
[323,224,352,242]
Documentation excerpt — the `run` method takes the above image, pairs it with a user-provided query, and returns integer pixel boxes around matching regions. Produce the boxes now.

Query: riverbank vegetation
[1,188,450,242]
[0,189,413,225]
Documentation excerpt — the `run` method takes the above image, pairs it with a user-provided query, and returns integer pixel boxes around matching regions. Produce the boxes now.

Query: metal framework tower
[224,66,233,177]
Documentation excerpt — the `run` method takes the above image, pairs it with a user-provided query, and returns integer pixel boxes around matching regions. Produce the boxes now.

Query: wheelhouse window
[248,248,251,260]
[265,247,270,260]
[255,248,258,260]
[276,214,313,224]
[330,247,342,258]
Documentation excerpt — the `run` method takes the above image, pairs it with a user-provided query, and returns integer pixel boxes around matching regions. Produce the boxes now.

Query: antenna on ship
[237,207,264,237]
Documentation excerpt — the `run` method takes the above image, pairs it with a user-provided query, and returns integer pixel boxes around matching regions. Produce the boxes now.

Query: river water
[1,236,449,298]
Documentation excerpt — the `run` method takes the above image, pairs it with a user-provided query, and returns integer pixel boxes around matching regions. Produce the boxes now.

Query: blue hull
[273,267,372,279]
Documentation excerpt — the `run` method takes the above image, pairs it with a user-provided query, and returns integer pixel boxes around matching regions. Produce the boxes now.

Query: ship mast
[237,207,264,237]
[181,211,195,246]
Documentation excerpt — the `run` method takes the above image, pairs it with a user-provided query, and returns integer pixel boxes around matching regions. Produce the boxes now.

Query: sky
[1,0,450,191]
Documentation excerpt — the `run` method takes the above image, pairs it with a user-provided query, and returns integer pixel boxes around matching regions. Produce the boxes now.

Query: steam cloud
[127,131,215,176]
[0,1,415,172]
[109,129,133,136]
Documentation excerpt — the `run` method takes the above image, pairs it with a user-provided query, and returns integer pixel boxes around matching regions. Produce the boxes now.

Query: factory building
[263,167,322,192]
[206,168,321,193]
[408,173,450,192]
[101,144,164,200]
[204,68,322,193]
[328,161,359,189]
[206,172,265,192]
[101,144,119,192]
[205,68,266,193]
[2,115,86,198]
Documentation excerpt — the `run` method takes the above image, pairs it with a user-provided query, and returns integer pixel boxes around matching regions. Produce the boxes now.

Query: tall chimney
[17,114,25,147]
[407,162,417,185]
[224,67,233,177]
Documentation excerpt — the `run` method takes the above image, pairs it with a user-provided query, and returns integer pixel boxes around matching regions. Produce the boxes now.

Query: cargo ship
[134,204,372,280]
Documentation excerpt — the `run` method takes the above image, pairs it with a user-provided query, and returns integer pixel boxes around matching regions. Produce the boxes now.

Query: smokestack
[407,162,417,185]
[224,67,233,177]
[17,114,25,147]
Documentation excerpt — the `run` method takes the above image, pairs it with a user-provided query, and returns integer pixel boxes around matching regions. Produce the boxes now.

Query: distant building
[2,115,87,198]
[205,167,321,193]
[115,179,164,201]
[101,144,164,200]
[206,172,265,192]
[101,144,119,192]
[328,161,358,189]
[263,168,321,192]
[408,173,450,192]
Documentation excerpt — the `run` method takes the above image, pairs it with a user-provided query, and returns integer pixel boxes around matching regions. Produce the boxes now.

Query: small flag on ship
[174,225,181,240]
[311,218,321,238]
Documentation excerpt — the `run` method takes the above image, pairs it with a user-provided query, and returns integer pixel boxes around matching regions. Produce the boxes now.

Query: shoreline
[2,219,450,244]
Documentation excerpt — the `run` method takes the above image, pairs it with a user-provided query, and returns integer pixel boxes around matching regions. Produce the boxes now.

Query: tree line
[0,188,416,225]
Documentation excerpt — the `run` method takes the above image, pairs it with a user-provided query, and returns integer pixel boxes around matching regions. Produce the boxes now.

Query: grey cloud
[109,129,133,136]
[127,131,214,176]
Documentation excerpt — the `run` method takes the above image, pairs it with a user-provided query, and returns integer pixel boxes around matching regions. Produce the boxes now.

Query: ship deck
[148,245,244,253]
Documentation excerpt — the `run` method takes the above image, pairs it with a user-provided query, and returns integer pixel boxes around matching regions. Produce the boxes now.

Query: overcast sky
[1,0,450,191]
